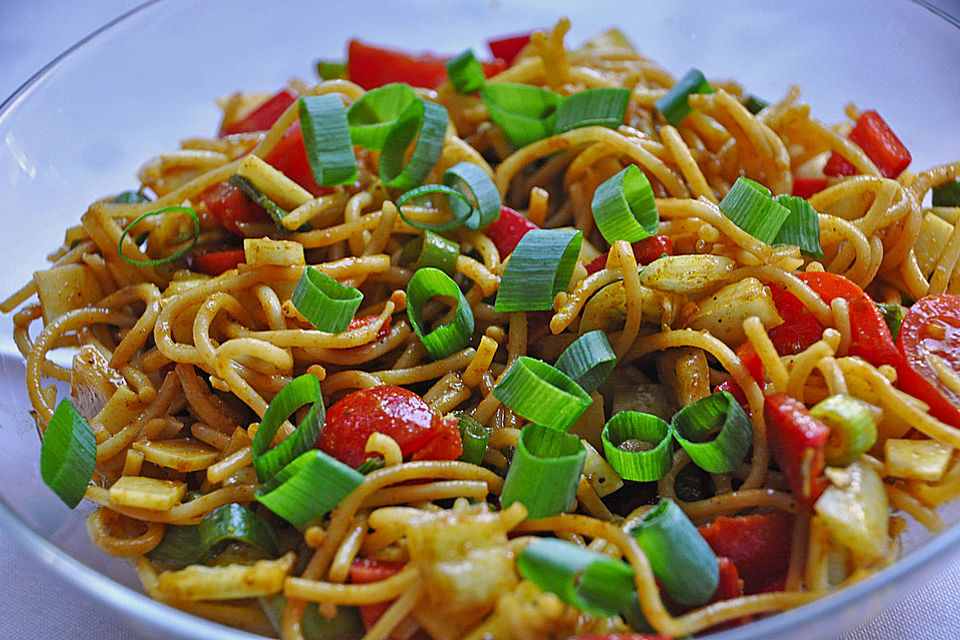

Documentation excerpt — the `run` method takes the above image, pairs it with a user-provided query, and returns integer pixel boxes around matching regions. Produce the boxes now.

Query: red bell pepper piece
[731,271,900,392]
[585,235,674,275]
[347,40,507,90]
[823,110,912,179]
[484,205,539,257]
[200,182,271,235]
[347,313,393,340]
[190,249,246,276]
[764,394,830,510]
[698,512,794,594]
[487,32,533,65]
[262,121,330,196]
[218,88,297,137]
[348,559,430,640]
[791,176,828,199]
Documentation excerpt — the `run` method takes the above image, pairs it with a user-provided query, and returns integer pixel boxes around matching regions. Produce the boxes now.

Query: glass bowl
[1,1,959,639]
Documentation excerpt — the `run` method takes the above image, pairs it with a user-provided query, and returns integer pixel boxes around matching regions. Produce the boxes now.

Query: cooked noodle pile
[6,19,960,640]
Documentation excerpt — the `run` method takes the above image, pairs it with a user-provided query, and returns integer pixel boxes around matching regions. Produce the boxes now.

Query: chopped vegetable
[809,395,878,467]
[823,110,912,179]
[764,394,830,510]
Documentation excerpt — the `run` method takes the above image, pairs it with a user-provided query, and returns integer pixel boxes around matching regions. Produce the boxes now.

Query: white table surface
[4,1,960,639]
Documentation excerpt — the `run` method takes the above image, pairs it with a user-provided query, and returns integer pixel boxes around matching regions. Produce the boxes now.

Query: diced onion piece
[885,439,953,481]
[132,438,219,473]
[33,264,104,324]
[501,424,586,519]
[243,238,306,266]
[109,475,187,511]
[235,154,312,210]
[580,438,623,498]
[685,277,782,347]
[639,254,735,293]
[157,552,295,601]
[810,395,878,467]
[814,460,888,564]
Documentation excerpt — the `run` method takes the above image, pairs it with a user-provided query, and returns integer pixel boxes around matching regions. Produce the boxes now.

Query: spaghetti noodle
[7,18,960,640]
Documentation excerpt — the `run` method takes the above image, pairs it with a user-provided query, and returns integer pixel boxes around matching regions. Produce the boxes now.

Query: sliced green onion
[299,95,357,187]
[719,177,791,245]
[260,595,365,640]
[590,165,659,243]
[553,87,631,134]
[379,98,449,190]
[395,184,474,232]
[554,330,616,394]
[356,457,387,474]
[494,228,582,312]
[147,524,202,568]
[256,449,364,526]
[810,394,878,467]
[600,411,673,481]
[110,190,149,204]
[347,83,419,150]
[315,60,347,81]
[291,267,364,333]
[932,179,960,206]
[446,49,486,94]
[455,412,491,466]
[743,94,769,115]
[405,267,475,360]
[41,398,96,508]
[671,390,752,474]
[118,206,199,267]
[198,503,280,558]
[517,538,636,615]
[408,230,461,276]
[480,83,562,148]
[395,160,501,232]
[773,194,824,259]
[501,424,586,519]
[442,161,502,229]
[628,498,719,607]
[251,374,326,483]
[492,356,593,431]
[229,174,289,229]
[655,68,714,126]
[877,302,904,341]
